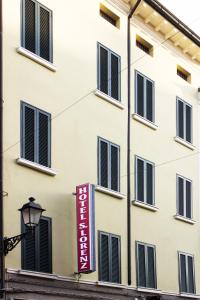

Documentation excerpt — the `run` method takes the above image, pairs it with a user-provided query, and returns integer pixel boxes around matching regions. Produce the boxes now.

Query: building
[2,0,200,299]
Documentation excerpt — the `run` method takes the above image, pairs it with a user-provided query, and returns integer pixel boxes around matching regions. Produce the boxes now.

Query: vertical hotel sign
[76,183,96,273]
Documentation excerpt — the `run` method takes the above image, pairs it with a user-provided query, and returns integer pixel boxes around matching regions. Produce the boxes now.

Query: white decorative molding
[16,47,57,72]
[94,90,125,109]
[132,200,158,212]
[174,215,196,225]
[6,268,200,299]
[132,114,158,130]
[95,185,125,199]
[174,137,196,150]
[16,158,57,176]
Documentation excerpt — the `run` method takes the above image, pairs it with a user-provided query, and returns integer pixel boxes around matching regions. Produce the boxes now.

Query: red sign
[76,184,95,273]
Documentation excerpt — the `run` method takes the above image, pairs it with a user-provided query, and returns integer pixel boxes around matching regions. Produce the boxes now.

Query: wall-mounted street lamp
[3,197,45,255]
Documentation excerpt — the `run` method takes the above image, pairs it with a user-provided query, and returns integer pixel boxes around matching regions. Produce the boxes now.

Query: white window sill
[94,90,124,110]
[180,293,199,299]
[132,200,158,212]
[16,158,57,176]
[174,215,196,225]
[16,47,57,72]
[137,287,161,294]
[95,185,125,199]
[96,281,124,289]
[132,114,158,130]
[174,137,195,151]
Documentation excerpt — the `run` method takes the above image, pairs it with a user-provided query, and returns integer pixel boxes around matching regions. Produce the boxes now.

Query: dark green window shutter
[188,256,195,294]
[186,180,191,219]
[22,217,52,273]
[99,233,109,282]
[111,236,120,283]
[39,217,52,273]
[110,145,119,192]
[136,73,144,117]
[137,158,144,202]
[147,246,156,288]
[146,80,153,122]
[24,0,36,54]
[99,139,108,188]
[23,104,36,163]
[40,7,50,61]
[22,226,36,271]
[186,105,191,143]
[178,100,184,139]
[38,112,51,167]
[178,177,184,216]
[180,254,187,293]
[99,46,108,95]
[111,53,119,100]
[146,162,153,205]
[138,244,146,287]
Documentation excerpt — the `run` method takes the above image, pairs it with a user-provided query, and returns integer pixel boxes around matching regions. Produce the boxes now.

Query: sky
[159,0,200,36]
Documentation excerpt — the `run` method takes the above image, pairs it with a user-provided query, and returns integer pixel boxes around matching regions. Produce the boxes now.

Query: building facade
[2,0,200,299]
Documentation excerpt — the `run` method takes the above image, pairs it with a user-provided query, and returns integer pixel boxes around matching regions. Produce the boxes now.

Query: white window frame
[135,156,155,206]
[176,97,192,144]
[135,70,155,123]
[21,0,53,62]
[178,252,196,294]
[176,174,192,219]
[98,137,120,192]
[136,241,157,289]
[21,101,51,168]
[98,231,121,283]
[97,43,121,101]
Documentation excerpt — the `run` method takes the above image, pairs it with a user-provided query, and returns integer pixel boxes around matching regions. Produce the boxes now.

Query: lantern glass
[21,207,30,226]
[29,207,42,226]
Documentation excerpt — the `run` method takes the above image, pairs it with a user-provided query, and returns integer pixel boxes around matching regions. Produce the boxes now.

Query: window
[22,0,53,62]
[136,35,153,56]
[98,231,121,283]
[177,175,192,219]
[97,43,121,101]
[22,216,52,273]
[98,138,120,192]
[177,65,191,83]
[135,71,154,122]
[135,156,155,205]
[176,98,192,143]
[136,242,156,289]
[100,3,120,28]
[21,102,51,168]
[178,252,195,294]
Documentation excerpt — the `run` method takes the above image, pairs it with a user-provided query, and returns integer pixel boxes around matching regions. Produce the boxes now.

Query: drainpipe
[0,0,4,296]
[127,0,141,286]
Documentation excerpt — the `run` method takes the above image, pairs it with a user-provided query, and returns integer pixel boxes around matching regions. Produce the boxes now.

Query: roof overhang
[124,0,200,63]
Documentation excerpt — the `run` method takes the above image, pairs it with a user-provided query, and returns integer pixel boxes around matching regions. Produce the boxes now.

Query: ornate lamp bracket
[3,233,27,255]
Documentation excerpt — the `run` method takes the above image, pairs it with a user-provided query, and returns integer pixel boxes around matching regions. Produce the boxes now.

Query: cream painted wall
[3,0,200,295]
